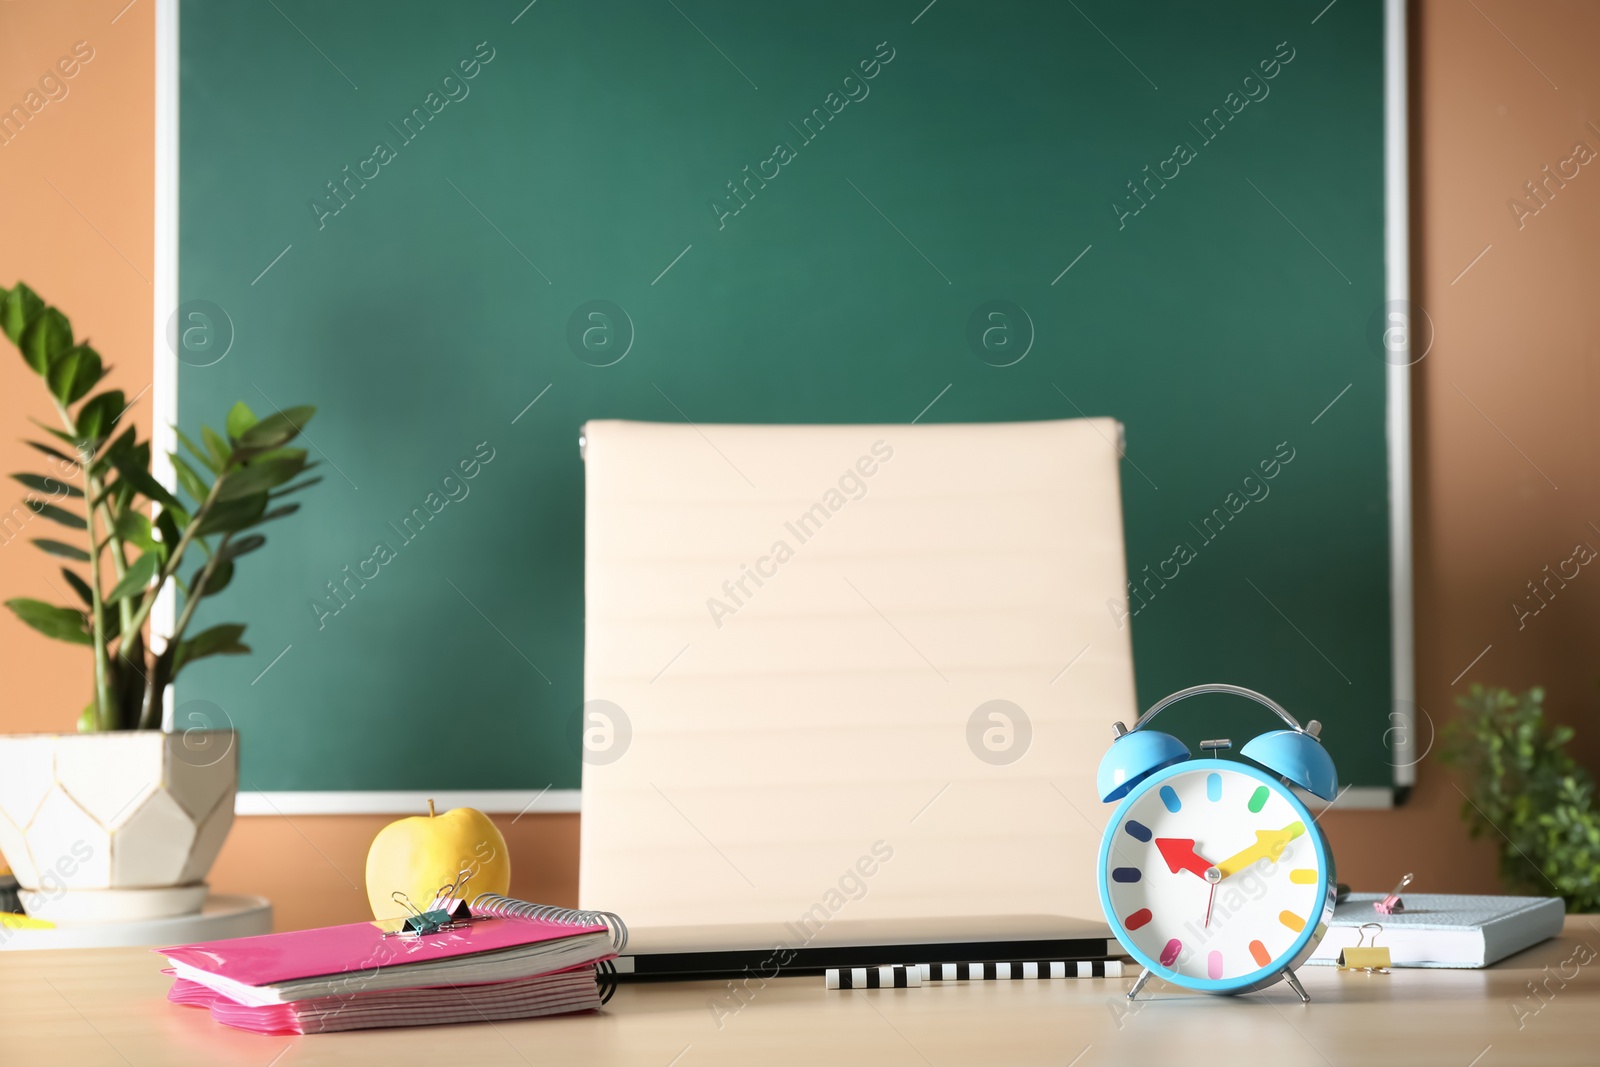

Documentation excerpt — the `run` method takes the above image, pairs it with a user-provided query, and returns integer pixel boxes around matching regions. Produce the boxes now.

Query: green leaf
[199,558,234,598]
[26,440,79,466]
[25,499,86,529]
[108,447,183,513]
[98,423,138,460]
[217,453,306,501]
[219,533,266,561]
[237,405,314,451]
[113,508,159,554]
[32,418,85,451]
[56,571,118,647]
[173,623,250,673]
[11,473,81,498]
[253,446,308,465]
[269,475,323,500]
[18,307,72,375]
[91,426,139,483]
[197,492,267,536]
[107,478,134,514]
[61,567,94,606]
[174,427,219,475]
[170,453,210,504]
[104,551,160,603]
[32,538,89,562]
[0,283,44,347]
[74,390,125,446]
[225,401,259,441]
[4,597,91,645]
[201,425,232,471]
[256,502,301,525]
[154,508,184,554]
[48,345,103,406]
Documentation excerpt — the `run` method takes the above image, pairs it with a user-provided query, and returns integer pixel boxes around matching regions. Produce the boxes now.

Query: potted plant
[1441,684,1600,912]
[0,282,318,922]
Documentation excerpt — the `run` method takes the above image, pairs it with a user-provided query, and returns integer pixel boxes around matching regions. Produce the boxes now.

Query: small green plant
[1,281,318,731]
[1441,684,1600,912]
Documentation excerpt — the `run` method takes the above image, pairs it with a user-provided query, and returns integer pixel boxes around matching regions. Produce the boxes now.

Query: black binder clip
[426,869,479,924]
[380,869,479,939]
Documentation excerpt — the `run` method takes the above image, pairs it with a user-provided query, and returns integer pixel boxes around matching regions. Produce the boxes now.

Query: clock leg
[1282,968,1310,1004]
[1126,968,1153,1000]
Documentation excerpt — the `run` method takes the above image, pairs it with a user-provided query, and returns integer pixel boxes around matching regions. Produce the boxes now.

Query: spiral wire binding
[593,957,619,1004]
[469,893,628,1005]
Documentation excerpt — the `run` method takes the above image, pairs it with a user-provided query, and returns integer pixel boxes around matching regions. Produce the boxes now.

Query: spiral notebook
[159,894,628,1009]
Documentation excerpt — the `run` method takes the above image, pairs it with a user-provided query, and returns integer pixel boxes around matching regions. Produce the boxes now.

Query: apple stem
[427,798,436,818]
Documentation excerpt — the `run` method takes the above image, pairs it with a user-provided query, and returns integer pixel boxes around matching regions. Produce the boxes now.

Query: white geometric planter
[0,730,236,923]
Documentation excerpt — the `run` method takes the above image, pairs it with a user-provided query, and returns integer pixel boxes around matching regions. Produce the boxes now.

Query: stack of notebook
[159,895,625,1035]
[1307,893,1564,968]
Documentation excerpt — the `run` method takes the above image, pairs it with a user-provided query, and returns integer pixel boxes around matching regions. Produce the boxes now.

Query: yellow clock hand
[1215,821,1307,878]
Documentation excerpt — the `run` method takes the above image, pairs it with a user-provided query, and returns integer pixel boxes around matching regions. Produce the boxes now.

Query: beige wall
[2,0,1594,930]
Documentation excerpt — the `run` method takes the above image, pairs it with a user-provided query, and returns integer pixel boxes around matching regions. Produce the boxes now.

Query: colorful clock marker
[1125,908,1153,931]
[1160,939,1182,967]
[1206,773,1222,801]
[1111,867,1142,883]
[1207,951,1224,979]
[1279,911,1306,932]
[1125,819,1152,842]
[1159,785,1182,812]
[1289,868,1318,884]
[1247,785,1270,813]
[1249,940,1272,967]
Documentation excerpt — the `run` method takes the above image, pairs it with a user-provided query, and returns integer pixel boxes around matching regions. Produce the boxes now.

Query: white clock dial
[1102,765,1328,983]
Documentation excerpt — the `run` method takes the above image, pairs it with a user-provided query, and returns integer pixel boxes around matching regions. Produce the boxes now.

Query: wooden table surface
[3,917,1597,1067]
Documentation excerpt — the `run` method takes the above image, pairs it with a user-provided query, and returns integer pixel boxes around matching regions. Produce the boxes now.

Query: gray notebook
[1307,893,1564,968]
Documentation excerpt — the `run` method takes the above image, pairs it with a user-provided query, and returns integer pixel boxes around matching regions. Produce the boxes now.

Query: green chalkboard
[177,0,1397,795]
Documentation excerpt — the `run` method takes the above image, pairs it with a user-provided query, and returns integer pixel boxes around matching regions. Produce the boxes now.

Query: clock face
[1100,762,1331,987]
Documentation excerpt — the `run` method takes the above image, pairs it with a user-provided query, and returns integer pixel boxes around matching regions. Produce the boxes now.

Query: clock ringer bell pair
[1095,683,1340,1003]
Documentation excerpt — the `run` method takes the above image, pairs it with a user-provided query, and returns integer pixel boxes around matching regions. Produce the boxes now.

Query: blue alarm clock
[1095,683,1339,1002]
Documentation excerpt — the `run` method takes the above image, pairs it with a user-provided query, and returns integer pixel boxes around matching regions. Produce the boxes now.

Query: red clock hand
[1155,838,1217,880]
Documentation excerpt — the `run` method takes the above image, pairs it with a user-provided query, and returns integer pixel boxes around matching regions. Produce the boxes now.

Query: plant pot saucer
[20,883,208,924]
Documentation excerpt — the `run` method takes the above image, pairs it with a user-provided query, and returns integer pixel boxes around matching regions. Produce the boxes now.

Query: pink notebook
[166,966,602,1035]
[160,912,615,1006]
[162,914,605,986]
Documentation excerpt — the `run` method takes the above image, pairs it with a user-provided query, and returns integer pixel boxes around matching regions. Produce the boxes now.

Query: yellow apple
[364,801,511,921]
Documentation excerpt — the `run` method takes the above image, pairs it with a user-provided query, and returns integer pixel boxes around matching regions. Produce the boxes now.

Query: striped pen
[825,965,921,990]
[918,960,1124,981]
[825,960,1124,989]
